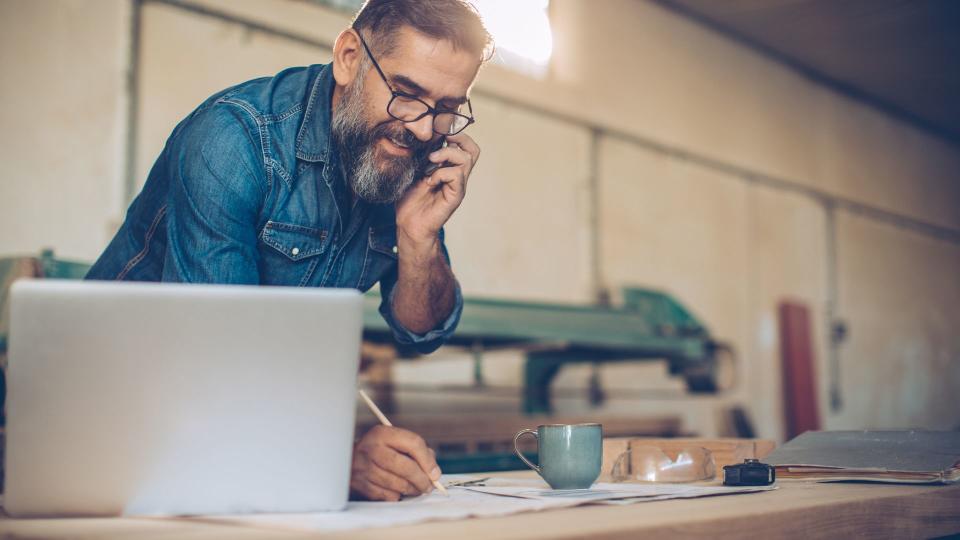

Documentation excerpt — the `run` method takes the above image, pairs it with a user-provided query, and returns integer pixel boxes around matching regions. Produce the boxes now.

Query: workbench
[2,480,958,539]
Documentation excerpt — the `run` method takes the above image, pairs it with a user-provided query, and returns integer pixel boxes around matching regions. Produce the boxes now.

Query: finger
[368,425,442,482]
[380,428,442,484]
[356,479,402,502]
[445,132,480,164]
[428,145,471,168]
[425,166,465,193]
[369,445,435,493]
[367,460,423,496]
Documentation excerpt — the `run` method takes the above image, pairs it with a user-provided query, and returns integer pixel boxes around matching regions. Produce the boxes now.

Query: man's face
[332,27,478,204]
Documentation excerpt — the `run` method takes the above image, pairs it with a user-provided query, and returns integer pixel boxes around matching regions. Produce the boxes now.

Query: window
[473,0,553,78]
[308,0,555,77]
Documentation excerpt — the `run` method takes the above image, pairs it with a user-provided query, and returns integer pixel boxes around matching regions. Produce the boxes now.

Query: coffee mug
[513,423,602,490]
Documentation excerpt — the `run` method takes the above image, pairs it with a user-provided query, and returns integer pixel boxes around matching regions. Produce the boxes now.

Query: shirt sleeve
[160,104,266,284]
[377,229,463,354]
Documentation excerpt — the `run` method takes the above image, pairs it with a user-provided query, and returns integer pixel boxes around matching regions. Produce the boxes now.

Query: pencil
[358,388,449,497]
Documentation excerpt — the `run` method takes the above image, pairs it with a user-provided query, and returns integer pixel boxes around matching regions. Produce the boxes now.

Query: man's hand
[350,425,442,502]
[395,132,480,244]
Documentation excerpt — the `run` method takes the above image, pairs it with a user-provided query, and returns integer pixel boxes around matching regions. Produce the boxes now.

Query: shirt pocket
[258,220,329,286]
[357,225,398,291]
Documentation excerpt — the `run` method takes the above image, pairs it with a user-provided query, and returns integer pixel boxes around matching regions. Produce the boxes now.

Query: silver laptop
[4,279,363,517]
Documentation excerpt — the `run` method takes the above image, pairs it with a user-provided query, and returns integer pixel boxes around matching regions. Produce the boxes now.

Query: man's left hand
[395,132,480,244]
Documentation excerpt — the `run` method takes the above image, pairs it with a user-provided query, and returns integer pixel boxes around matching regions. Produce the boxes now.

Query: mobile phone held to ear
[419,137,447,178]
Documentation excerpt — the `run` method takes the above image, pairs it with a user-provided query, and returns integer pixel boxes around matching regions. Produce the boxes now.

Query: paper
[190,475,775,532]
[190,479,579,532]
[464,477,775,504]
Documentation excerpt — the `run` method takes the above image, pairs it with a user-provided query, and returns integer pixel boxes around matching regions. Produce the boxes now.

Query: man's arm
[350,134,478,502]
[390,230,457,333]
[391,132,479,332]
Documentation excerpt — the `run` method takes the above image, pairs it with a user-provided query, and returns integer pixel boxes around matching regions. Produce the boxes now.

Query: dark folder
[764,430,960,484]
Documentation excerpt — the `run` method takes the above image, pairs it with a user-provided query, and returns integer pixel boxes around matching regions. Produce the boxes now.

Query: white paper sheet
[191,475,775,532]
[464,479,776,504]
[190,482,578,532]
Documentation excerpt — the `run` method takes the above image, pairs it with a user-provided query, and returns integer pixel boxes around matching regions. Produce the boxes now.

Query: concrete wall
[2,0,958,439]
[0,0,130,260]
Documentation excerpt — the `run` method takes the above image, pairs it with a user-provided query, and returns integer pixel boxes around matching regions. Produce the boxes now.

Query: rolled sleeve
[378,278,463,355]
[377,229,463,354]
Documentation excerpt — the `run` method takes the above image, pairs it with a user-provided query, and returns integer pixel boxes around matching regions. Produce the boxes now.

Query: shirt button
[291,247,300,256]
[392,245,398,254]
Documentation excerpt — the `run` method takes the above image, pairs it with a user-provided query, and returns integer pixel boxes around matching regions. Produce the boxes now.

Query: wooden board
[779,302,821,439]
[2,481,958,539]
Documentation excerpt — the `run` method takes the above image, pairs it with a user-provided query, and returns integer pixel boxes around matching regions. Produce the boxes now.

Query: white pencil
[358,388,449,497]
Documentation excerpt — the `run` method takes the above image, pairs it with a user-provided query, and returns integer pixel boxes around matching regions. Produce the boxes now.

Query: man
[86,0,493,501]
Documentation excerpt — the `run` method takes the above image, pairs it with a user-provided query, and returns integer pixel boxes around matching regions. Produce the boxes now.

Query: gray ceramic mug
[513,423,602,489]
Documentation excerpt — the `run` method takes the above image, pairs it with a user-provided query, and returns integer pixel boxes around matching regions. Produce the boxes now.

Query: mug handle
[513,428,541,474]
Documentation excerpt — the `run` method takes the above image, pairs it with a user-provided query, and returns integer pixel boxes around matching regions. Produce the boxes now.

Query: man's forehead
[375,26,479,102]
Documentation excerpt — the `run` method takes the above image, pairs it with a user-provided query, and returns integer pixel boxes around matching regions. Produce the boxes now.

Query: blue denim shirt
[86,63,462,354]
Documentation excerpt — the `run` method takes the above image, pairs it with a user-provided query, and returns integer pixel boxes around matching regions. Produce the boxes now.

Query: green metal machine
[362,286,728,414]
[1,252,729,417]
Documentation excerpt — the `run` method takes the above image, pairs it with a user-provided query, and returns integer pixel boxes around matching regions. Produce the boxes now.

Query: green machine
[1,252,729,417]
[362,287,729,414]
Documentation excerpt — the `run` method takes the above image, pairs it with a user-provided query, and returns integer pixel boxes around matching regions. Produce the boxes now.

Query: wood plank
[3,480,958,539]
[779,302,821,439]
[0,514,313,540]
[326,481,960,540]
[600,437,631,481]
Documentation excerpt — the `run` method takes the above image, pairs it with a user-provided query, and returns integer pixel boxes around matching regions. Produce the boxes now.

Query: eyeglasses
[354,30,475,136]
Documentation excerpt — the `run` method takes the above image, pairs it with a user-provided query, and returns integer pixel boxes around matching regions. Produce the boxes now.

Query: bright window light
[472,0,553,77]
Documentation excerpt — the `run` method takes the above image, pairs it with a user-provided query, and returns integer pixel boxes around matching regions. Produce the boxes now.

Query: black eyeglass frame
[354,29,475,136]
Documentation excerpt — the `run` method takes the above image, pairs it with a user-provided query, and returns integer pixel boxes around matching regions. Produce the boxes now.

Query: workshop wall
[834,213,960,430]
[0,0,129,260]
[2,0,958,440]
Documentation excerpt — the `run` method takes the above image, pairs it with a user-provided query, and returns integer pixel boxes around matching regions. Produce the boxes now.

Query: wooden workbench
[2,480,958,539]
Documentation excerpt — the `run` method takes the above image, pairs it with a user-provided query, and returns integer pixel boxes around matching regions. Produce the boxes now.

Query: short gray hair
[351,0,494,63]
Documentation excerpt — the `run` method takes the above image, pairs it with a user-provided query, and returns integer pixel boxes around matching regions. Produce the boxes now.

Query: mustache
[370,121,433,155]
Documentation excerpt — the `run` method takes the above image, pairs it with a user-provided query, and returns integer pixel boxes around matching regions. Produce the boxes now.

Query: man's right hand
[349,425,442,501]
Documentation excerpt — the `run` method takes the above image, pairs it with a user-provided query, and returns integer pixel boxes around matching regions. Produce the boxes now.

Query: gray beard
[331,73,420,205]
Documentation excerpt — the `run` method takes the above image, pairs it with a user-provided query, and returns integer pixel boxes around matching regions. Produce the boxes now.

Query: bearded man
[86,0,492,501]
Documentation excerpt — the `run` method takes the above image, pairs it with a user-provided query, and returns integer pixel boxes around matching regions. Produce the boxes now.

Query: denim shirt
[86,63,462,354]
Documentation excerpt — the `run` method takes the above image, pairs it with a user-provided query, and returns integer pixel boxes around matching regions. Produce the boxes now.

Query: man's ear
[333,28,363,87]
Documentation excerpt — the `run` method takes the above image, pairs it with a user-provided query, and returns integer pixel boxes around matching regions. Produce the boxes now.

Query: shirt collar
[295,63,335,164]
[295,63,397,223]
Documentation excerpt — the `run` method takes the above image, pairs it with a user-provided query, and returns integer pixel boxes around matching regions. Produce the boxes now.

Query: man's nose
[405,114,435,142]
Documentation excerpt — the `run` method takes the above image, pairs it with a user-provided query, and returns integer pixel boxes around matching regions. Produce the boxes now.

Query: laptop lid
[5,279,363,517]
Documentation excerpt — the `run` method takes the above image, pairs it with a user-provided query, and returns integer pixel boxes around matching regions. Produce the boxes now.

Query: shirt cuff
[379,281,463,354]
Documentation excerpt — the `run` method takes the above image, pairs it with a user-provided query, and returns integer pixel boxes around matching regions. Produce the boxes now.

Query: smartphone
[418,136,447,178]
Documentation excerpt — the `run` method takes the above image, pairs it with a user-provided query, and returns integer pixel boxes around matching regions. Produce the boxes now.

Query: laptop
[4,279,363,517]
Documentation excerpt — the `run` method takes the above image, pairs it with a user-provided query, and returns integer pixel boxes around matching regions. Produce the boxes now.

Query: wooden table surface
[2,479,959,539]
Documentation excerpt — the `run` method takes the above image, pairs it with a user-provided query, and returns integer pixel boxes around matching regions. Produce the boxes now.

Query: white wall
[833,212,960,429]
[0,0,130,260]
[2,0,958,439]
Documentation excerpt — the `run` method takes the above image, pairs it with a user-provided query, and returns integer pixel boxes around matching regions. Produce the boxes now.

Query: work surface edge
[1,480,958,540]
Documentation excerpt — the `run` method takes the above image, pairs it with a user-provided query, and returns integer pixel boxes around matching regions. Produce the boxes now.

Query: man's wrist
[395,226,441,264]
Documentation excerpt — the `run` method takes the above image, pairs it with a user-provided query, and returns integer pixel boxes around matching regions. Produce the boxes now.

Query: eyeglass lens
[387,96,470,135]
